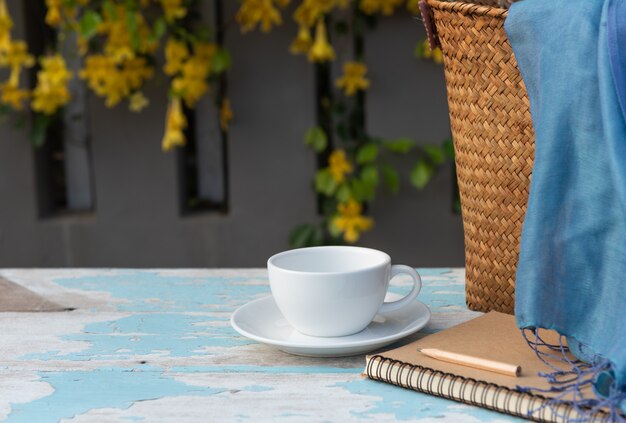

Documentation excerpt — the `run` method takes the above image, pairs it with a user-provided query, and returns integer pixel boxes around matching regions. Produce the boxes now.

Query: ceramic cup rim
[267,245,391,276]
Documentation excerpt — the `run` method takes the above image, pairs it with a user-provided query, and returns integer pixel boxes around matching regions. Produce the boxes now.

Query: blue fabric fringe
[519,329,626,421]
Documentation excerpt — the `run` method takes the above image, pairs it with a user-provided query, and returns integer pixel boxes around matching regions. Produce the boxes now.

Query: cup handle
[378,265,422,314]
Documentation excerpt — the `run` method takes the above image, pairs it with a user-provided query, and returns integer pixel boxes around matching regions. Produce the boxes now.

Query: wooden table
[0,269,523,422]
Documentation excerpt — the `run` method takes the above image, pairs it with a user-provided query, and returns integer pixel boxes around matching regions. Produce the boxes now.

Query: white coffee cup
[267,246,422,337]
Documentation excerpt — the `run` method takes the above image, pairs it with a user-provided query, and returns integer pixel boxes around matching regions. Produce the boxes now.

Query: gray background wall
[0,2,464,268]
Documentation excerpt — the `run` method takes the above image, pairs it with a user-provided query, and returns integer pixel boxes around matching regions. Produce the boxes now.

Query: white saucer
[230,293,431,357]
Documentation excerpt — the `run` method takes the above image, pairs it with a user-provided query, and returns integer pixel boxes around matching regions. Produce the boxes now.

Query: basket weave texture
[426,0,535,314]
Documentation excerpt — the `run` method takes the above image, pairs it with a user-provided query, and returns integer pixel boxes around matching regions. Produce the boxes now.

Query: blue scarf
[505,0,626,417]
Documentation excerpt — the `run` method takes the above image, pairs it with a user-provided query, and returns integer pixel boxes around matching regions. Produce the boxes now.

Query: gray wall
[0,3,464,268]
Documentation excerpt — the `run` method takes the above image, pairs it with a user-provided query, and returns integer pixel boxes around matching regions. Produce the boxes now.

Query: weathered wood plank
[0,269,521,422]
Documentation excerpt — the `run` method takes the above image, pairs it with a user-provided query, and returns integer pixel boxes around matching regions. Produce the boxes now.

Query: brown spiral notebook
[364,312,611,422]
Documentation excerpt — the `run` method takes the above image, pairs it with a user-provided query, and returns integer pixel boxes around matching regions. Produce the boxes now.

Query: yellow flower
[165,41,214,108]
[31,54,72,115]
[220,98,233,132]
[79,54,116,95]
[359,0,402,15]
[164,38,189,76]
[419,39,443,64]
[0,0,13,52]
[194,41,217,63]
[236,0,284,33]
[406,0,420,14]
[308,19,334,63]
[328,149,353,183]
[290,25,312,55]
[432,47,443,64]
[332,199,374,243]
[98,5,157,62]
[335,61,370,96]
[172,56,210,108]
[80,55,153,107]
[129,91,149,112]
[1,40,34,88]
[0,82,29,110]
[162,97,187,151]
[45,0,63,27]
[122,56,154,90]
[160,0,187,22]
[2,40,34,68]
[294,0,338,27]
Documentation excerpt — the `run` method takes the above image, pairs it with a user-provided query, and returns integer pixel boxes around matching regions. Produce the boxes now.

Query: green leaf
[311,226,324,246]
[360,164,379,185]
[289,224,315,248]
[151,17,167,43]
[336,184,351,202]
[424,144,446,165]
[356,143,378,164]
[78,10,102,40]
[304,126,327,153]
[194,27,212,42]
[410,160,434,190]
[315,169,337,196]
[102,1,116,20]
[125,9,139,51]
[327,219,343,238]
[414,41,425,58]
[385,137,415,154]
[352,177,376,202]
[443,137,455,159]
[349,179,366,202]
[212,48,232,74]
[30,113,52,148]
[381,163,400,194]
[290,224,325,247]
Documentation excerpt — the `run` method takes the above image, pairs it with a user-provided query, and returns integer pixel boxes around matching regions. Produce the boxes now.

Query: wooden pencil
[417,348,521,377]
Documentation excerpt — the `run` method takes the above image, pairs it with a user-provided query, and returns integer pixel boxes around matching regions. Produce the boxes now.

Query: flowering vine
[235,0,448,245]
[0,0,231,149]
[0,0,448,246]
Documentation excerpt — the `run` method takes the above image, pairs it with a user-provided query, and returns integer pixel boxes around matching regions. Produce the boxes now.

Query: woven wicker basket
[424,0,535,314]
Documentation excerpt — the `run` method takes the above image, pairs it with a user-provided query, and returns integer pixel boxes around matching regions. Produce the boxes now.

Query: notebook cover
[365,312,610,422]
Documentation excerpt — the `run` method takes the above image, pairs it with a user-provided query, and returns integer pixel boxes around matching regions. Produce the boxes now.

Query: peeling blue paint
[52,271,270,313]
[388,272,465,312]
[22,312,253,361]
[5,368,222,423]
[278,412,309,417]
[334,379,525,421]
[412,269,453,277]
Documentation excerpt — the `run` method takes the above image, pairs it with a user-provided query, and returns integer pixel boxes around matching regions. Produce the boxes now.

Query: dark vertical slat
[179,0,228,215]
[61,32,95,211]
[25,0,95,216]
[24,0,67,217]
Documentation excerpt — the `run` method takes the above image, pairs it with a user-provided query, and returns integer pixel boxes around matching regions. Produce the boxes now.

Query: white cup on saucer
[267,246,422,337]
